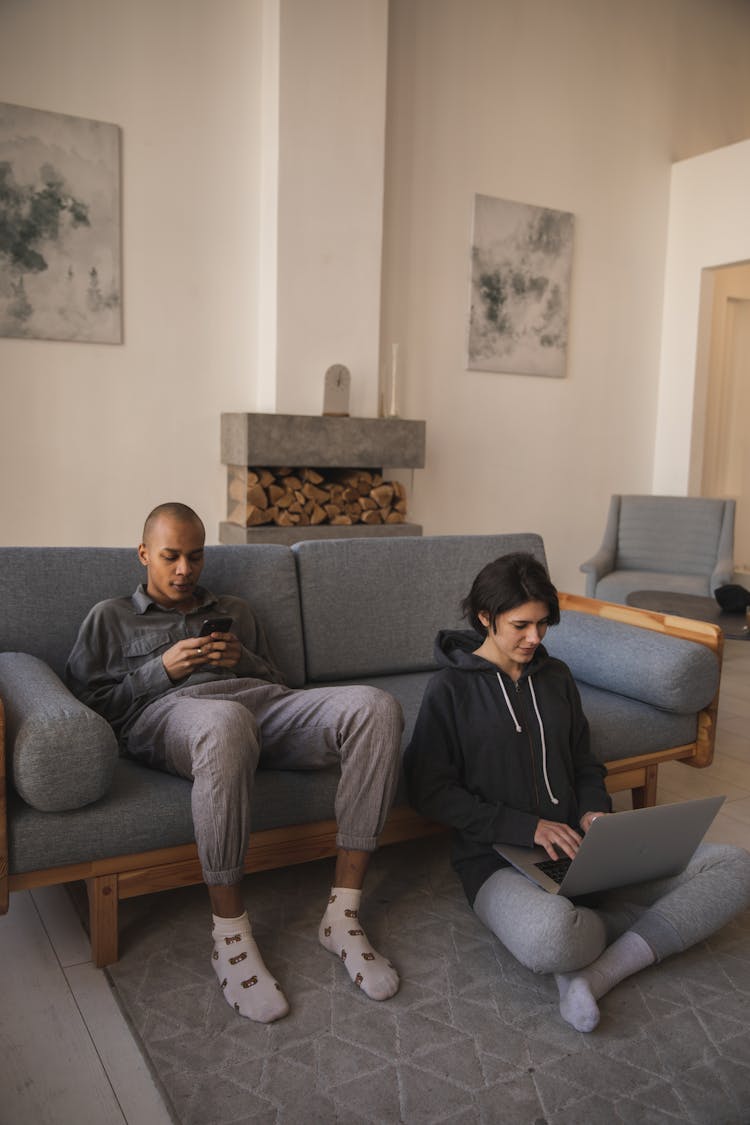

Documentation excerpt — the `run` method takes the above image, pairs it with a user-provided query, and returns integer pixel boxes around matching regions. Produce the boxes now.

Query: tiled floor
[0,639,748,1125]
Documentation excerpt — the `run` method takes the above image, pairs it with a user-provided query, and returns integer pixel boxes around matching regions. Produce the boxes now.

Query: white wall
[2,0,750,572]
[0,0,264,546]
[381,0,750,591]
[273,0,388,419]
[654,139,750,498]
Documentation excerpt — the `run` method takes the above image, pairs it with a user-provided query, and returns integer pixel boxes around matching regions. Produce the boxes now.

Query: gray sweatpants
[127,678,404,885]
[474,842,750,974]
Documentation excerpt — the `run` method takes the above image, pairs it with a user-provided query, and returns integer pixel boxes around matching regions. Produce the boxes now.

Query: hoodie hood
[434,628,550,677]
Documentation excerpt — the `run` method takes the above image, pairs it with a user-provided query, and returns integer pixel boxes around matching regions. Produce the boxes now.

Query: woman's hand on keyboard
[534,819,582,861]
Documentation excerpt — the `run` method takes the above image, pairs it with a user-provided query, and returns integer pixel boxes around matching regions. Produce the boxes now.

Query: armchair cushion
[0,652,118,812]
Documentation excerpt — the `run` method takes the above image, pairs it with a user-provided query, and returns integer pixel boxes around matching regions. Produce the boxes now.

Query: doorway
[694,261,750,576]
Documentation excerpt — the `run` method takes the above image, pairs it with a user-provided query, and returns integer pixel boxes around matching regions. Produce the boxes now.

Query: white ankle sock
[555,930,655,1032]
[212,912,289,1023]
[319,887,399,1001]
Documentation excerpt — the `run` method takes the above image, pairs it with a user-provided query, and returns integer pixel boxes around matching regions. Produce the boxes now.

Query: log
[247,505,273,526]
[302,481,330,503]
[247,483,268,510]
[371,484,394,509]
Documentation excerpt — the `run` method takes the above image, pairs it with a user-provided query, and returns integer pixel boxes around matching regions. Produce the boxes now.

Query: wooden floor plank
[0,891,126,1125]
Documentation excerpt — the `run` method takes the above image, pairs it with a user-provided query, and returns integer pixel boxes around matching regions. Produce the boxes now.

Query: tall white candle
[389,342,399,417]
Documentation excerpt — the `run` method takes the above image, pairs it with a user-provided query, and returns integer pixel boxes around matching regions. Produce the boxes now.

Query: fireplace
[219,413,426,544]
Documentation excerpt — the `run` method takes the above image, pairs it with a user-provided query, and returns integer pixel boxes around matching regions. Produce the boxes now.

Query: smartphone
[199,616,233,637]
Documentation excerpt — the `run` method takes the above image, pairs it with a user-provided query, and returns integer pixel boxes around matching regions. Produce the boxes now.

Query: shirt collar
[132,583,218,616]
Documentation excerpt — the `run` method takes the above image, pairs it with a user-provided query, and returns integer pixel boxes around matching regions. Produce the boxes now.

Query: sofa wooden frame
[0,595,723,968]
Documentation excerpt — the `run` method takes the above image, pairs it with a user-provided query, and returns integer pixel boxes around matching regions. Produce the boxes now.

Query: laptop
[493,795,725,897]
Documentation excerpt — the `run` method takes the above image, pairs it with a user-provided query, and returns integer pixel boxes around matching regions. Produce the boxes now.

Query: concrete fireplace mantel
[221,412,425,469]
[219,412,426,545]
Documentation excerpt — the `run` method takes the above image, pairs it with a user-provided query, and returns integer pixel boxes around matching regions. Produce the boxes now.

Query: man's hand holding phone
[163,617,239,682]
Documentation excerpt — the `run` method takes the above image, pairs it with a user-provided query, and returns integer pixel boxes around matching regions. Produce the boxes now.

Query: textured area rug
[107,836,750,1125]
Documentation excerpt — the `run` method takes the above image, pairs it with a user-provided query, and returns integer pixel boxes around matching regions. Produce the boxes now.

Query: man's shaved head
[142,502,205,545]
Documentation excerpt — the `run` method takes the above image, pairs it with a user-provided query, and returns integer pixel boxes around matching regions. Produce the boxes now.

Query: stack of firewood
[228,467,408,528]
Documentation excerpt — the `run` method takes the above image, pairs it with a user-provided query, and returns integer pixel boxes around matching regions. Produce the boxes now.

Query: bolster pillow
[0,652,118,811]
[546,611,720,714]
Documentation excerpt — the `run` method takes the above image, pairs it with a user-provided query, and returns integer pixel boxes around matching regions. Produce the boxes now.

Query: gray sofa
[0,533,722,965]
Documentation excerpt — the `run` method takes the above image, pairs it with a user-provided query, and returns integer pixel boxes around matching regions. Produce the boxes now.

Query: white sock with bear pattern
[318,887,399,1001]
[212,912,289,1023]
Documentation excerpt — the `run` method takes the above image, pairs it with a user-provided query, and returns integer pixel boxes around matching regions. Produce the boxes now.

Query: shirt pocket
[122,628,180,666]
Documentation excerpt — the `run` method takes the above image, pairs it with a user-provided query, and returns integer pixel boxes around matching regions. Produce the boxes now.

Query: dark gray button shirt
[65,584,285,745]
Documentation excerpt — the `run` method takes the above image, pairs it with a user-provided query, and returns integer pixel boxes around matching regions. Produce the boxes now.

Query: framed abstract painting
[468,193,574,378]
[0,102,121,344]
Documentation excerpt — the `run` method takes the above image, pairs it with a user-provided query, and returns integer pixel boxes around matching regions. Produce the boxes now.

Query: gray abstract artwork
[0,102,121,343]
[468,194,574,377]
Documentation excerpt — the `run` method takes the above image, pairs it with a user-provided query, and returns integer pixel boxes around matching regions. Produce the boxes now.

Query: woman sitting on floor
[403,552,750,1032]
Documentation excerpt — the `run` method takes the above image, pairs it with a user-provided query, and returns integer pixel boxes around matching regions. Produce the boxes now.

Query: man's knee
[191,701,261,777]
[355,686,404,737]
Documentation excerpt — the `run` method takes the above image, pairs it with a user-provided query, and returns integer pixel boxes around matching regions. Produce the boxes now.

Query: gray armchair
[581,495,736,603]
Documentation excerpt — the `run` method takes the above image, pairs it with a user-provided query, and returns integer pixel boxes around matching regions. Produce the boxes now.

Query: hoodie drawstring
[495,672,521,732]
[496,672,559,806]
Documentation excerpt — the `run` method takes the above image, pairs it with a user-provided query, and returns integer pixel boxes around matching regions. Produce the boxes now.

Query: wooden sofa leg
[631,764,659,809]
[86,874,119,968]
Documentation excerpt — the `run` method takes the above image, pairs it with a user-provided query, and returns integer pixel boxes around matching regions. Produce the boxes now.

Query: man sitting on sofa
[66,501,403,1023]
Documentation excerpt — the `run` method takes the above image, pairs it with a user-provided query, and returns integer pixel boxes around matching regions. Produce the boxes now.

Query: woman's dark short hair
[461,552,560,635]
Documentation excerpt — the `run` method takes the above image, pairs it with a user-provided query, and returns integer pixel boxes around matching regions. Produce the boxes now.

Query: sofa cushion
[546,611,719,713]
[577,683,698,763]
[0,653,118,811]
[7,756,345,875]
[0,543,305,687]
[293,533,547,681]
[595,570,711,603]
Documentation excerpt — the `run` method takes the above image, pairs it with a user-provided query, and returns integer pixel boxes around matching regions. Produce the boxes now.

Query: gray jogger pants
[126,678,403,885]
[473,842,750,974]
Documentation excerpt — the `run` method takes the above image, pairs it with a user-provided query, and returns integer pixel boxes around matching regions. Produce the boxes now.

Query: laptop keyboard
[535,856,572,884]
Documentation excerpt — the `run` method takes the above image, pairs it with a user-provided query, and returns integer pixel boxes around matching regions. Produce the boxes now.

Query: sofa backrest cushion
[545,610,719,714]
[0,652,119,811]
[0,544,305,687]
[293,533,548,681]
[616,496,725,576]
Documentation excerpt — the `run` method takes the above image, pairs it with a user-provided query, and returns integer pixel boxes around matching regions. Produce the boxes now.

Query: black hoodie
[404,629,611,905]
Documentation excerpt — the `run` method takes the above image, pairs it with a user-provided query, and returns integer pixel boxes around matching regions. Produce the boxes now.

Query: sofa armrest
[710,554,735,593]
[558,592,723,655]
[0,653,118,813]
[711,499,736,593]
[579,547,615,596]
[556,592,722,767]
[579,496,620,595]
